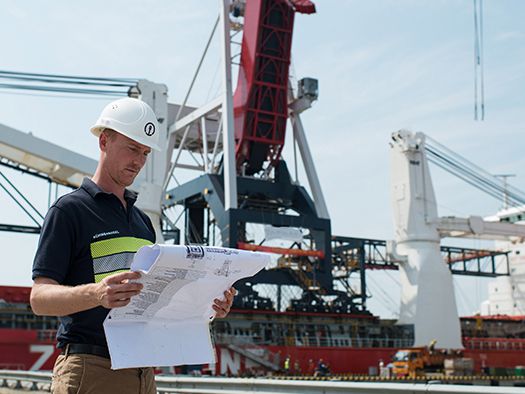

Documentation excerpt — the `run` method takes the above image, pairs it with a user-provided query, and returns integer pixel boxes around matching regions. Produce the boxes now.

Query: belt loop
[64,343,70,358]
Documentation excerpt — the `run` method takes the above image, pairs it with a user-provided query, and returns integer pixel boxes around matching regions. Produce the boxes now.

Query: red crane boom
[233,0,315,175]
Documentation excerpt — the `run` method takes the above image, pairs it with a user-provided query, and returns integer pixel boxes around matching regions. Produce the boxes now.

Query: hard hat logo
[90,97,162,151]
[144,122,156,136]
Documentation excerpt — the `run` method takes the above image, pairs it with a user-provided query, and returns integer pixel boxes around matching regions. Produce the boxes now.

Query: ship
[2,0,525,378]
[1,284,525,375]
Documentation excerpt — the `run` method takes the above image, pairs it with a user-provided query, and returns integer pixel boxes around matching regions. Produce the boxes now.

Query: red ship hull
[2,286,525,375]
[0,329,60,370]
[2,329,525,375]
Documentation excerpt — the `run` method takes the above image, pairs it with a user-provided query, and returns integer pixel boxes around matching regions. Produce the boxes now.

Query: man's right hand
[31,272,143,316]
[94,271,143,309]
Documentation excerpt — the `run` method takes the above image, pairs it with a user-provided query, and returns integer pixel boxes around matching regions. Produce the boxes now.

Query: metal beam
[332,236,510,277]
[289,102,330,219]
[168,97,222,137]
[438,215,525,242]
[0,224,40,234]
[0,123,96,188]
[219,0,238,210]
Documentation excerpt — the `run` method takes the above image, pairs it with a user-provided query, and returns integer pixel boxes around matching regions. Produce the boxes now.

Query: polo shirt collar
[81,177,138,205]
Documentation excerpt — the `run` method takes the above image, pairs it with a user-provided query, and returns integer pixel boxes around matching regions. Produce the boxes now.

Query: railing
[153,377,525,394]
[0,370,51,391]
[214,333,412,348]
[464,338,525,351]
[1,371,525,394]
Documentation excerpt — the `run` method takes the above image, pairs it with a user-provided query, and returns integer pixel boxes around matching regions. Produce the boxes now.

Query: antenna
[495,174,517,209]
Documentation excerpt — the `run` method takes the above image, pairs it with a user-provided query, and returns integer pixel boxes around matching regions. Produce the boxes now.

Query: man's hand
[94,271,143,309]
[31,272,143,316]
[212,287,237,318]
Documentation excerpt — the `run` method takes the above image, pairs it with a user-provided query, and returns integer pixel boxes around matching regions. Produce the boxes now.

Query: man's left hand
[212,287,237,318]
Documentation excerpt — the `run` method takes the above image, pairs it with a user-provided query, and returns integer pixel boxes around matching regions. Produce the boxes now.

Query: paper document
[103,244,269,369]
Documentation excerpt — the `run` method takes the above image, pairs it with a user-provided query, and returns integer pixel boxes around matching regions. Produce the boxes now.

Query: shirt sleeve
[32,206,75,284]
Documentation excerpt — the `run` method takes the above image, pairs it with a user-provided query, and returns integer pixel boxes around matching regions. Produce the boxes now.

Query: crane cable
[473,0,485,121]
[0,70,139,97]
[425,135,525,208]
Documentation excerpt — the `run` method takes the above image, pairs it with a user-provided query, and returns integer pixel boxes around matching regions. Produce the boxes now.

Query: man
[30,98,235,394]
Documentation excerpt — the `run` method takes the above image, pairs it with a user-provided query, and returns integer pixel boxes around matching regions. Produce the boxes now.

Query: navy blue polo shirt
[32,178,156,347]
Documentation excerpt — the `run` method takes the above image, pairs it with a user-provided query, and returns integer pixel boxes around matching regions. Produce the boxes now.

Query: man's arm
[30,271,143,316]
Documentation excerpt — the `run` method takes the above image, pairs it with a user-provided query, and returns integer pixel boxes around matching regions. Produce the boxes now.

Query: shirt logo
[144,122,156,136]
[93,230,120,240]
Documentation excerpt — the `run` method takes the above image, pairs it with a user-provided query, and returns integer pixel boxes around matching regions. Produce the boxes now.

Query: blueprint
[103,244,269,369]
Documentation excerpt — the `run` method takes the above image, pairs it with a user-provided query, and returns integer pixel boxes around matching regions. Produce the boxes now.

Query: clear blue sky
[0,0,524,317]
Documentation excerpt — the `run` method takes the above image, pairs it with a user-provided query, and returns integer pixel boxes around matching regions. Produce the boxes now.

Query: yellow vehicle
[392,347,459,377]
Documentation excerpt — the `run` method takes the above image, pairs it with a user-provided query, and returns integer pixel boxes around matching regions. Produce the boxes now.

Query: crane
[390,129,525,349]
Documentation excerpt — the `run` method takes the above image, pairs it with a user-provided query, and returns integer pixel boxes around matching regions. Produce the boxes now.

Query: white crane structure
[0,78,169,241]
[0,0,326,249]
[0,0,238,241]
[390,130,525,349]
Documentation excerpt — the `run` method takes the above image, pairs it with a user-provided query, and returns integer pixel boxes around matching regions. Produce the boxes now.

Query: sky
[0,0,524,318]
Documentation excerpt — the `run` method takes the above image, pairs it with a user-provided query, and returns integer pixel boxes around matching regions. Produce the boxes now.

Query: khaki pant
[51,354,156,394]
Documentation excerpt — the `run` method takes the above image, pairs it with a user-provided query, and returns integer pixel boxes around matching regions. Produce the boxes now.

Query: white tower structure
[390,130,463,349]
[390,129,525,349]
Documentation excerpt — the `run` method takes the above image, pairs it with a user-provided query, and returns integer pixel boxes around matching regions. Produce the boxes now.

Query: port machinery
[0,0,523,329]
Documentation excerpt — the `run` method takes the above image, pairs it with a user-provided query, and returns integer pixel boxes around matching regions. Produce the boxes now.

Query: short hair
[102,128,117,140]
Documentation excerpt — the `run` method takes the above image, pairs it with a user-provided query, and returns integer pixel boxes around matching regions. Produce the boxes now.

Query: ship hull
[3,329,525,375]
[0,329,59,370]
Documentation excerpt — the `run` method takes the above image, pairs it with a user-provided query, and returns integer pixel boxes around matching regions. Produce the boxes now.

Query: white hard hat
[91,97,161,151]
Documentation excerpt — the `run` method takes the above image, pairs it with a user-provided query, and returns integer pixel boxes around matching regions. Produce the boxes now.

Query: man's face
[102,131,151,187]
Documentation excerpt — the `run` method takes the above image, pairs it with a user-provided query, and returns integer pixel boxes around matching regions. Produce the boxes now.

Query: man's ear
[99,132,108,152]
